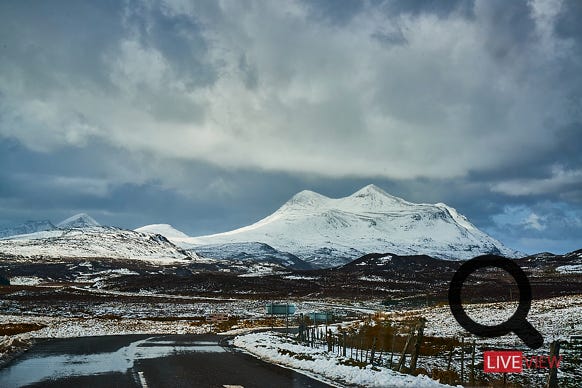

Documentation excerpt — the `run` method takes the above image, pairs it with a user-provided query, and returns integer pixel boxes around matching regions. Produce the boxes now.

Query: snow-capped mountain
[0,227,198,263]
[180,184,520,267]
[0,220,57,239]
[134,224,189,239]
[57,213,100,229]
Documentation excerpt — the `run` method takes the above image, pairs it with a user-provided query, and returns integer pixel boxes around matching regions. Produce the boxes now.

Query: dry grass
[210,316,293,333]
[337,358,368,368]
[0,323,45,336]
[338,316,462,358]
[278,348,315,361]
[213,317,240,332]
[144,316,206,322]
[430,368,459,385]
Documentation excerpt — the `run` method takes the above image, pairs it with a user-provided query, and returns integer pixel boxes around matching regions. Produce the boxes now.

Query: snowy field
[387,295,582,345]
[0,314,213,339]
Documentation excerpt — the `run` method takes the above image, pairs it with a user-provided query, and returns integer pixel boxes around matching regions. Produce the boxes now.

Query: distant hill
[0,220,57,238]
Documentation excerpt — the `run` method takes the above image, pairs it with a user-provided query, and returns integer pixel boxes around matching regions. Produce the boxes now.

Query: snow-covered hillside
[133,226,315,269]
[0,227,197,263]
[179,185,520,267]
[193,242,314,270]
[0,220,57,239]
[134,224,189,239]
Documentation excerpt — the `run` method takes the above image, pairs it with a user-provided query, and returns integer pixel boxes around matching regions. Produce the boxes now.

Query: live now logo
[483,351,563,373]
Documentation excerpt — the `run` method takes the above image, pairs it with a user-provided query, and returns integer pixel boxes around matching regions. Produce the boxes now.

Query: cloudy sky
[1,0,581,254]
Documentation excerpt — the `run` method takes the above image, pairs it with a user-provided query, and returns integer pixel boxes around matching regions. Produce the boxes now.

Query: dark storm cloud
[554,0,582,48]
[303,0,365,25]
[477,0,537,62]
[123,0,217,89]
[381,0,475,19]
[1,0,581,255]
[370,28,408,47]
[0,137,286,232]
[0,0,124,92]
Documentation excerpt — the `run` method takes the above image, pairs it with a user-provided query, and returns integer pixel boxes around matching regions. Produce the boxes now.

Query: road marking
[223,385,244,388]
[138,371,148,388]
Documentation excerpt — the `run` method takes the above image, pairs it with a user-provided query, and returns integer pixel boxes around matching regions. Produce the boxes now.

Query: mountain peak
[284,190,329,208]
[354,184,385,194]
[346,185,411,209]
[57,213,100,229]
[135,224,190,239]
[350,184,404,200]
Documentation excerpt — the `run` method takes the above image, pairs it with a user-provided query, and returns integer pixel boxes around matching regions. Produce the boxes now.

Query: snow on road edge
[234,331,452,388]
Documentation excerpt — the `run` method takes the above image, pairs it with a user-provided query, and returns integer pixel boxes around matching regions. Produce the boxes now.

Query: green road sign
[266,303,296,315]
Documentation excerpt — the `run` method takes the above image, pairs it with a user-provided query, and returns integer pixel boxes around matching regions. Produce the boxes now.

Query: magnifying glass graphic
[448,255,544,349]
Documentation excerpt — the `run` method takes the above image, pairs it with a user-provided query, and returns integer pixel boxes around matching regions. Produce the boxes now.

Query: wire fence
[295,316,572,387]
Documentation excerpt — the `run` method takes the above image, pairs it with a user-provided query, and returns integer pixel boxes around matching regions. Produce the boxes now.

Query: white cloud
[491,166,582,196]
[489,201,582,253]
[524,212,545,231]
[11,173,111,198]
[1,0,580,182]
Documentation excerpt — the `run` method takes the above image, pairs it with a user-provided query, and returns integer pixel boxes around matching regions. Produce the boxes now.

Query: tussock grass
[0,323,45,336]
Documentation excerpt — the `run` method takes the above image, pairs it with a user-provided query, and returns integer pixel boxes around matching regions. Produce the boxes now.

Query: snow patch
[282,275,320,280]
[358,275,385,282]
[556,264,582,274]
[134,224,190,239]
[9,276,44,286]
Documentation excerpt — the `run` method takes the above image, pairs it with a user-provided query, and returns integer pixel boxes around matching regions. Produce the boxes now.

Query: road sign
[266,303,296,315]
[309,312,333,322]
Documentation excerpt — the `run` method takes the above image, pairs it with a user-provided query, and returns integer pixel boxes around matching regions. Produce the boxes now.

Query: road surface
[0,334,333,388]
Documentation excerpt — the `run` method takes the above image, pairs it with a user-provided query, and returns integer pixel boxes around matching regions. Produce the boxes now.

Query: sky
[0,0,581,254]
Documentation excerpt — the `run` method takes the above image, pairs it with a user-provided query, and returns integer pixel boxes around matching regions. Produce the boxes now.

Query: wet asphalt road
[0,334,333,388]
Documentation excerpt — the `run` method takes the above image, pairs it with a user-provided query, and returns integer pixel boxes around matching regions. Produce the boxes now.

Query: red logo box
[483,351,523,373]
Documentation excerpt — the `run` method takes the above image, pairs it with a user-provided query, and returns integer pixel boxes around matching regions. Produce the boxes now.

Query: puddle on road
[0,337,225,387]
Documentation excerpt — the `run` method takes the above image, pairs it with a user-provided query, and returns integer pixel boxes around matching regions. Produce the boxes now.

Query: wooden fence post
[313,327,316,347]
[327,329,332,352]
[461,337,465,385]
[446,345,453,371]
[546,340,560,388]
[390,333,395,368]
[470,340,476,385]
[397,328,414,372]
[377,346,384,366]
[370,337,377,364]
[409,318,426,372]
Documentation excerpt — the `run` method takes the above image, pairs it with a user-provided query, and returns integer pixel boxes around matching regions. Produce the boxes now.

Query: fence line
[295,317,565,386]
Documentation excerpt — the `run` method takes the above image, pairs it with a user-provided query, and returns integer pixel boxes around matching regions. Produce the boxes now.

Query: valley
[1,189,581,387]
